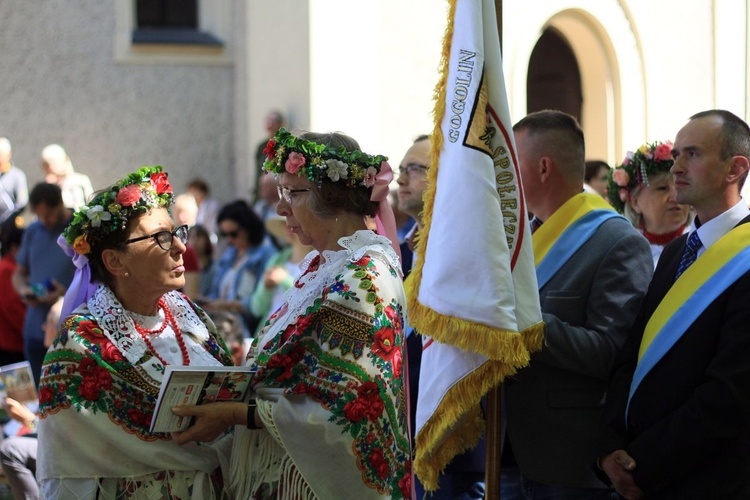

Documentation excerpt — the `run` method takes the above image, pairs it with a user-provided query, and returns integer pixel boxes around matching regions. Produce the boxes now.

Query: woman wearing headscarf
[173,129,412,499]
[608,140,692,266]
[37,166,234,499]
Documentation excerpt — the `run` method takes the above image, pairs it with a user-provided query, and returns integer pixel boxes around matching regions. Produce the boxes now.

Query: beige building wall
[0,1,239,201]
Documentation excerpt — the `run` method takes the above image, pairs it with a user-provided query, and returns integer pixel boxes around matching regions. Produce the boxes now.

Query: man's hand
[600,450,643,499]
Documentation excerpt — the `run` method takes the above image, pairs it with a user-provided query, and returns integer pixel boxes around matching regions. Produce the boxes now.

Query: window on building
[132,0,222,46]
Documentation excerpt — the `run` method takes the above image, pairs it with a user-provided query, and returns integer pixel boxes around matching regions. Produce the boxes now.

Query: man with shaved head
[0,137,28,224]
[501,110,652,498]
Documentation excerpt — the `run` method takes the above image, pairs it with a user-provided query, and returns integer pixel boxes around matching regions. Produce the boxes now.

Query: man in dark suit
[397,134,486,500]
[502,110,653,498]
[595,109,750,499]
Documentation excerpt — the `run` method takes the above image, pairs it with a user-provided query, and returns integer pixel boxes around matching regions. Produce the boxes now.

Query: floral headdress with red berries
[262,128,388,188]
[62,165,174,255]
[607,140,674,213]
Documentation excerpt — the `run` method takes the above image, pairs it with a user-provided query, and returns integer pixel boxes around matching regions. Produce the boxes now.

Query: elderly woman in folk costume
[608,141,693,266]
[172,129,412,499]
[37,166,234,499]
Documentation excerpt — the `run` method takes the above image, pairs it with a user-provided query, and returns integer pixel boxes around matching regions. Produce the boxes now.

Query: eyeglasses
[398,163,428,176]
[277,185,311,204]
[121,224,189,251]
[220,229,240,239]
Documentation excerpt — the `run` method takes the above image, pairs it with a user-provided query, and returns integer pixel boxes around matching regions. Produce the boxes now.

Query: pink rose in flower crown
[363,166,378,187]
[285,152,306,174]
[612,168,630,187]
[116,184,142,207]
[150,172,172,194]
[653,142,673,162]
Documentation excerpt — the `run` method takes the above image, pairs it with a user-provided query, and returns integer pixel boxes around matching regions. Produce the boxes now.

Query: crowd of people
[0,107,747,498]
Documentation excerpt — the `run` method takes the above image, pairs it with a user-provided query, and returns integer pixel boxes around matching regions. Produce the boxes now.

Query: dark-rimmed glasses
[398,163,428,176]
[121,224,189,251]
[277,186,311,204]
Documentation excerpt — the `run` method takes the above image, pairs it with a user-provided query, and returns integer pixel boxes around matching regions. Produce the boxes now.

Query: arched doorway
[526,28,583,123]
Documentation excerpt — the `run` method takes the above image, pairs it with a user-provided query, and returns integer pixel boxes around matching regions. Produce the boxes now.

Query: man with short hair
[596,110,750,498]
[502,110,652,498]
[0,137,29,224]
[397,134,486,500]
[12,183,75,384]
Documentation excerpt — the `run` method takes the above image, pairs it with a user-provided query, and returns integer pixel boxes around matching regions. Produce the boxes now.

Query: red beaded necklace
[132,298,190,366]
[641,225,686,246]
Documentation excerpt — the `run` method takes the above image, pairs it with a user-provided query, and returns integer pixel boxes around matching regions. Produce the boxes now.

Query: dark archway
[526,28,583,123]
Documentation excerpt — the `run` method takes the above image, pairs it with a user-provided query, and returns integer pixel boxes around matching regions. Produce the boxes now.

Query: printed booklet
[150,365,255,433]
[0,361,39,435]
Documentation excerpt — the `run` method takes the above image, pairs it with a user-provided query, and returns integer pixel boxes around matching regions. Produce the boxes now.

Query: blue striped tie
[675,231,702,280]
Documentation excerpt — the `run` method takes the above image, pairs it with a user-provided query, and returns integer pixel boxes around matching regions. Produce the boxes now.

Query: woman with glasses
[36,166,235,498]
[200,200,276,338]
[172,129,412,499]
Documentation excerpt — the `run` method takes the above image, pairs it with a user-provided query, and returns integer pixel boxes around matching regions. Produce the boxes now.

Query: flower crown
[607,140,674,213]
[262,128,388,188]
[63,165,174,255]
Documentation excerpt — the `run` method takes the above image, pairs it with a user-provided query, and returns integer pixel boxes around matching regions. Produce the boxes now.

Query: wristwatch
[247,399,260,430]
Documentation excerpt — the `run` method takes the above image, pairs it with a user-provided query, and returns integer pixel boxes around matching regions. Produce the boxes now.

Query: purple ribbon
[57,234,98,323]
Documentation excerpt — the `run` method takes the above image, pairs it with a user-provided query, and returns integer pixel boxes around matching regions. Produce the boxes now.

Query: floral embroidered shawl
[229,230,412,499]
[37,286,234,499]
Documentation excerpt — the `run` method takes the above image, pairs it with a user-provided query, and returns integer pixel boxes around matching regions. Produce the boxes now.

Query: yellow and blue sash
[626,223,750,418]
[534,193,623,289]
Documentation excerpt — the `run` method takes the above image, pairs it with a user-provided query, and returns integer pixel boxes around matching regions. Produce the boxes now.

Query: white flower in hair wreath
[326,159,349,181]
[86,206,112,227]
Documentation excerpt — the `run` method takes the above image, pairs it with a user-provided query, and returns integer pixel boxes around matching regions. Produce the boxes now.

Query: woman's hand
[171,401,246,445]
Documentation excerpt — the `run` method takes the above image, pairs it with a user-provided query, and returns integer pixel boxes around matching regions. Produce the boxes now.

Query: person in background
[0,397,40,500]
[173,128,411,499]
[188,224,216,298]
[253,110,285,203]
[0,138,29,225]
[253,173,280,224]
[397,133,486,499]
[502,110,652,499]
[187,178,221,241]
[200,200,276,337]
[12,183,74,385]
[40,144,93,211]
[37,166,234,498]
[607,140,692,266]
[249,214,312,337]
[584,160,610,197]
[0,217,27,366]
[596,110,750,499]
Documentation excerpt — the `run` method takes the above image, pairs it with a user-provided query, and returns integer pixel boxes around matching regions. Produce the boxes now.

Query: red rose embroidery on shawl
[369,448,390,479]
[38,386,54,404]
[99,341,124,363]
[281,314,315,342]
[77,358,113,401]
[76,320,104,343]
[398,460,412,498]
[128,407,151,428]
[266,346,305,381]
[372,327,397,360]
[344,381,385,422]
[150,172,172,194]
[115,184,142,207]
[343,398,369,422]
[353,256,371,267]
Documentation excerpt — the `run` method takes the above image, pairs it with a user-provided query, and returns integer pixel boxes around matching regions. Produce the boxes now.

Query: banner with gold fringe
[407,0,544,490]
